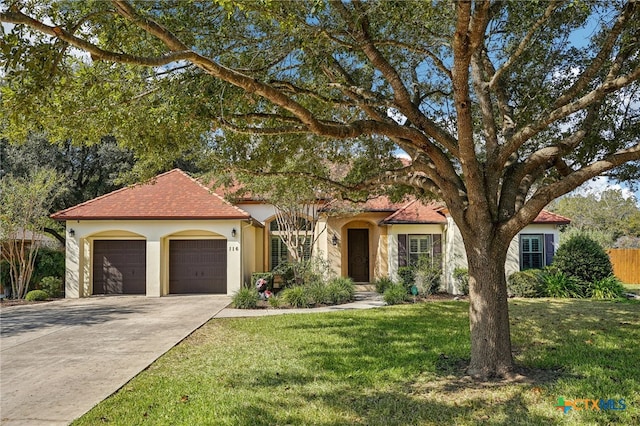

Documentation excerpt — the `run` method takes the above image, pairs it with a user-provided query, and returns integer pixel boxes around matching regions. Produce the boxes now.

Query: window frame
[408,234,433,266]
[520,233,544,270]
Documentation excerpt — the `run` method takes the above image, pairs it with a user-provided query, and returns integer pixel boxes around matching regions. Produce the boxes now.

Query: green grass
[624,283,640,295]
[73,300,640,425]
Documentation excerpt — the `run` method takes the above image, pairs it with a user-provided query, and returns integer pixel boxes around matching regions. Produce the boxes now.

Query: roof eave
[50,215,251,221]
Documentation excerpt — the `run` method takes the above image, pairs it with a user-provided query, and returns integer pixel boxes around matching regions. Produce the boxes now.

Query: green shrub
[306,280,328,305]
[25,289,49,301]
[273,258,330,287]
[373,276,394,294]
[453,268,469,295]
[326,277,355,304]
[507,270,542,297]
[281,286,309,308]
[383,284,409,305]
[552,234,614,283]
[39,276,63,298]
[272,262,296,286]
[588,275,625,299]
[398,266,415,288]
[31,248,65,287]
[414,257,442,296]
[231,287,259,309]
[540,270,584,298]
[268,295,282,308]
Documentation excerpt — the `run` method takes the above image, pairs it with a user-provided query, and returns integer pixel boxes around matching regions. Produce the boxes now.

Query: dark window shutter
[519,235,524,270]
[544,234,554,266]
[432,234,442,258]
[398,234,407,267]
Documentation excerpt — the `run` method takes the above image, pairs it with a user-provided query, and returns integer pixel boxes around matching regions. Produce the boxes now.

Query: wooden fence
[607,249,640,284]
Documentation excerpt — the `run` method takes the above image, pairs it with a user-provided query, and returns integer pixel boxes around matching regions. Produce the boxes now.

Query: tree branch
[499,64,640,168]
[489,1,561,89]
[553,1,637,108]
[346,0,460,156]
[374,39,452,79]
[1,8,195,66]
[503,143,640,235]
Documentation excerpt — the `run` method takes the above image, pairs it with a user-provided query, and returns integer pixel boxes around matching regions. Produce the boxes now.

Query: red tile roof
[381,200,447,224]
[533,210,571,224]
[321,196,407,213]
[51,169,251,220]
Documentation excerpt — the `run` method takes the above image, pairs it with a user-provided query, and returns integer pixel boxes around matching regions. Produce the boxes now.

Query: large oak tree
[2,0,639,379]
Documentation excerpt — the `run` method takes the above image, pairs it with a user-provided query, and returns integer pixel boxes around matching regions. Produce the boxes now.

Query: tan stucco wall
[241,222,264,287]
[64,219,252,298]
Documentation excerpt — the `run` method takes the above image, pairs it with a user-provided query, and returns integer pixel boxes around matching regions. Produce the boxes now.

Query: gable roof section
[381,200,447,224]
[51,169,251,220]
[532,210,571,224]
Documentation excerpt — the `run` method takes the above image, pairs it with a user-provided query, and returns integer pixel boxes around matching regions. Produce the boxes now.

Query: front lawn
[625,283,640,295]
[74,299,639,425]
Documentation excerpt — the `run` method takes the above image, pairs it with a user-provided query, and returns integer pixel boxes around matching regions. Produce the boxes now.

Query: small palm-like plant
[373,276,394,294]
[281,286,309,308]
[541,271,583,298]
[231,287,259,309]
[326,277,355,304]
[589,276,625,299]
[383,284,408,305]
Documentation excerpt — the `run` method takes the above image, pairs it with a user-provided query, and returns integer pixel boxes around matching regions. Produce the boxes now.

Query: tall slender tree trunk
[464,235,514,379]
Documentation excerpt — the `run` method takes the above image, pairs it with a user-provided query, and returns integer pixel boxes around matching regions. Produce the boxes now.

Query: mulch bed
[0,299,54,309]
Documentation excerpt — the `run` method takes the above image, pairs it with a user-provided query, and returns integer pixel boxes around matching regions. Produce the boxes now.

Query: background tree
[549,189,640,247]
[1,135,136,210]
[2,1,639,379]
[0,168,66,299]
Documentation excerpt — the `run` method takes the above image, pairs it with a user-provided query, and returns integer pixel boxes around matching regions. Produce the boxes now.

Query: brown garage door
[93,240,146,295]
[169,239,227,294]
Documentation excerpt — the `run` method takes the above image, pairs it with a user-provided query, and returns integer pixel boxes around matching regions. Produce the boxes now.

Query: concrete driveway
[0,295,230,425]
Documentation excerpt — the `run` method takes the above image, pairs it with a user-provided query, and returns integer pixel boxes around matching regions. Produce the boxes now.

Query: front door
[348,229,369,282]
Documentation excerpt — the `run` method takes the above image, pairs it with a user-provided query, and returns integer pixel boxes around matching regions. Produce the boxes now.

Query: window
[270,237,289,270]
[520,234,544,270]
[409,235,432,266]
[268,218,313,270]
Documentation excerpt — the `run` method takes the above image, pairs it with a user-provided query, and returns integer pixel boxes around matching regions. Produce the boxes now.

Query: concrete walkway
[0,295,230,426]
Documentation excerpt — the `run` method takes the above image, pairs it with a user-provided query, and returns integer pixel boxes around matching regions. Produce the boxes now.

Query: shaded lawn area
[74,299,639,425]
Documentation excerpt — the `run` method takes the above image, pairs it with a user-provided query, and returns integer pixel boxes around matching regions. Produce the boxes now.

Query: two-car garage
[92,239,227,295]
[53,169,253,298]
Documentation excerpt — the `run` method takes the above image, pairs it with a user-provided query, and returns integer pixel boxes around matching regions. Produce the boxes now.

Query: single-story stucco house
[51,169,570,298]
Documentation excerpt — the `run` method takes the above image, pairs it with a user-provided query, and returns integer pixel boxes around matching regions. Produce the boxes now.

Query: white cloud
[572,176,637,203]
[387,107,407,125]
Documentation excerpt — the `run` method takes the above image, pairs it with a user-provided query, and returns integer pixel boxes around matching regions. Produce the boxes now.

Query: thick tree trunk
[465,237,514,379]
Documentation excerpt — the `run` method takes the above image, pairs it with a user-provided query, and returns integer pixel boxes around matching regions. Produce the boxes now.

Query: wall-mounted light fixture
[69,228,75,237]
[332,233,338,246]
[231,228,237,238]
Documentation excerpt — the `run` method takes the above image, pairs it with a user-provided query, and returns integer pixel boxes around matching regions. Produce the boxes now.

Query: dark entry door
[169,239,227,294]
[348,229,369,282]
[93,240,146,295]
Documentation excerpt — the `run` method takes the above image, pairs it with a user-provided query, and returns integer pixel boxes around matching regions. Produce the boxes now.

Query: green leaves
[0,168,66,235]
